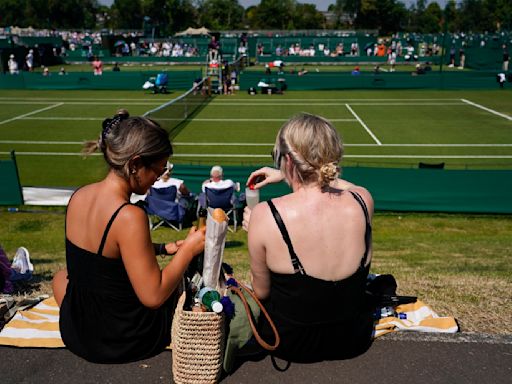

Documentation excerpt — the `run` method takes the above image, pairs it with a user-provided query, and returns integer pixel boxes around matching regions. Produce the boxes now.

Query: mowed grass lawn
[1,88,511,334]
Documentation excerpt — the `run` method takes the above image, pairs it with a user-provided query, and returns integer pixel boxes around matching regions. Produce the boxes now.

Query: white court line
[461,99,512,121]
[4,152,510,159]
[213,98,462,102]
[174,102,466,106]
[2,140,512,147]
[0,97,464,102]
[0,101,160,106]
[22,117,102,121]
[0,103,63,126]
[345,104,382,145]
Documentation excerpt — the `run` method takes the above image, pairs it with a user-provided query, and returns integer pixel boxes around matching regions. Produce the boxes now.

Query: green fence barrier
[239,70,500,91]
[0,151,24,206]
[0,70,201,90]
[171,164,512,214]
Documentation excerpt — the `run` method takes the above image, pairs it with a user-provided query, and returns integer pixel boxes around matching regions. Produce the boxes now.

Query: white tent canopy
[175,27,210,36]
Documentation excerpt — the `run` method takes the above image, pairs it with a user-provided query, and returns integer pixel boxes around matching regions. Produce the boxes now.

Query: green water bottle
[198,287,223,313]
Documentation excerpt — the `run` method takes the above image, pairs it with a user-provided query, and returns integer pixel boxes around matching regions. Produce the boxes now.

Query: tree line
[0,0,510,35]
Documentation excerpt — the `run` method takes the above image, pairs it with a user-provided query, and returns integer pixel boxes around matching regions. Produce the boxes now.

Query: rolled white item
[202,207,228,289]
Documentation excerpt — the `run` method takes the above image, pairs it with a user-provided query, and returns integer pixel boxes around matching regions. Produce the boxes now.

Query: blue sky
[98,1,452,12]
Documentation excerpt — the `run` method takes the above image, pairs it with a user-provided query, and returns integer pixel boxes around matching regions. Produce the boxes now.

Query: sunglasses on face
[271,149,283,169]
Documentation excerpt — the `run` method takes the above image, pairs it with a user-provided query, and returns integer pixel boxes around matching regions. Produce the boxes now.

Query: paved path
[1,333,510,384]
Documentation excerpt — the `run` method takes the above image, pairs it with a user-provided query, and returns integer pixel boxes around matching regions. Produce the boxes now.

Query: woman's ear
[128,155,143,173]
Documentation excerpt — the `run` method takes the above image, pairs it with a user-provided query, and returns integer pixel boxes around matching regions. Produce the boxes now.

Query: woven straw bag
[172,294,225,384]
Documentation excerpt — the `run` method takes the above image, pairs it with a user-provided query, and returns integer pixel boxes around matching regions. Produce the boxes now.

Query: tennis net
[143,77,210,140]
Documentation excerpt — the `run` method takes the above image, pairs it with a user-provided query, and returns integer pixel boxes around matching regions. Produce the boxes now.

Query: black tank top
[59,202,179,363]
[260,191,374,362]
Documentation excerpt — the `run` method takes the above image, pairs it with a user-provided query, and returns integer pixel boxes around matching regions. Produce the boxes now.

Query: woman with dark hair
[52,114,205,363]
[243,113,374,362]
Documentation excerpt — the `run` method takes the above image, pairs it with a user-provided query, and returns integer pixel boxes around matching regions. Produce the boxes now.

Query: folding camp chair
[145,186,185,231]
[200,186,238,232]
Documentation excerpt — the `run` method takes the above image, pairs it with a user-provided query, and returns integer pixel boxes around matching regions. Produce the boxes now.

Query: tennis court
[0,88,511,188]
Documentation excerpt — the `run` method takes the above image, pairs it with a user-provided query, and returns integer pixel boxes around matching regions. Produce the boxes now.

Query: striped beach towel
[0,297,458,348]
[0,296,64,348]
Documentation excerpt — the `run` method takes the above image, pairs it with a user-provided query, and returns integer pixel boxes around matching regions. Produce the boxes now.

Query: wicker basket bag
[172,294,225,384]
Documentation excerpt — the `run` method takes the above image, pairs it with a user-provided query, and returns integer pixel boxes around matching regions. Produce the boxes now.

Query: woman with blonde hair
[243,113,374,362]
[52,114,205,363]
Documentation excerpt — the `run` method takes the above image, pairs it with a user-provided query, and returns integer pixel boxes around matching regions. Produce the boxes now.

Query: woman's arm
[247,203,271,300]
[246,167,284,190]
[117,206,205,309]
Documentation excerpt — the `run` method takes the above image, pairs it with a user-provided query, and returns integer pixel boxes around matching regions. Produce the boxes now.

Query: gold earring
[131,168,136,174]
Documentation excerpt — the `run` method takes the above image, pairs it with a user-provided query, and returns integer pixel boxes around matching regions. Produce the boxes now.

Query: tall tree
[458,0,492,32]
[0,0,28,27]
[111,0,144,29]
[329,0,361,28]
[355,0,406,34]
[253,0,296,30]
[293,3,324,30]
[166,0,198,34]
[197,0,245,30]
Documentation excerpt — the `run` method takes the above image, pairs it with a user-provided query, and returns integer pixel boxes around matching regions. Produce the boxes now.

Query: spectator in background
[351,66,360,76]
[503,45,509,72]
[497,72,506,88]
[113,62,121,72]
[202,165,237,192]
[25,49,34,72]
[8,54,19,75]
[152,161,190,199]
[458,46,466,69]
[59,67,67,75]
[42,67,50,76]
[0,246,34,294]
[92,56,103,75]
[448,46,456,67]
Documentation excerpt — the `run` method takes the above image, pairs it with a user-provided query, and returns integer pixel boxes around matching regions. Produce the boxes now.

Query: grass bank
[1,208,510,335]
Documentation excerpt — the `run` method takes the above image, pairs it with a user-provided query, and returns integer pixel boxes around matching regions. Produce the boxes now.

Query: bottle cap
[211,301,223,313]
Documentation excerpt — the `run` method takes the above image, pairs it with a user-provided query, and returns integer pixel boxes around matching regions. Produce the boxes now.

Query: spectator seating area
[0,28,510,70]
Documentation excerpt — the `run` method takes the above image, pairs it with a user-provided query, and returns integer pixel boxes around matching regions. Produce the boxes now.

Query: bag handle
[228,282,280,351]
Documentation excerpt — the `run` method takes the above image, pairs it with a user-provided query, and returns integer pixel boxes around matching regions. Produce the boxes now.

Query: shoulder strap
[97,203,131,256]
[267,200,306,275]
[348,191,372,268]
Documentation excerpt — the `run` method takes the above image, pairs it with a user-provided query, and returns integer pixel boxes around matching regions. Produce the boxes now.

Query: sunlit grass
[2,209,510,334]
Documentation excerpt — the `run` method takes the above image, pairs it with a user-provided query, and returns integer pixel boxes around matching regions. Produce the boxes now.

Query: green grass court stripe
[2,141,511,147]
[0,103,63,125]
[21,117,358,122]
[3,152,511,159]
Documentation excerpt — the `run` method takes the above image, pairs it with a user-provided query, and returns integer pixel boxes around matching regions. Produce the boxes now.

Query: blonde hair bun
[319,163,338,186]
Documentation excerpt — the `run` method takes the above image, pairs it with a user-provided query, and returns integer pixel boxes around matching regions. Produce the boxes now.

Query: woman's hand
[164,240,184,255]
[179,226,206,259]
[242,206,252,232]
[246,167,284,190]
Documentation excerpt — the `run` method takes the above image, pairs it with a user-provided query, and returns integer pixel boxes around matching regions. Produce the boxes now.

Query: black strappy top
[59,203,178,363]
[260,191,374,363]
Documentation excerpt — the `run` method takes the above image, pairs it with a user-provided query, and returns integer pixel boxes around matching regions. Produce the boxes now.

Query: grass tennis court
[1,87,511,334]
[0,88,511,188]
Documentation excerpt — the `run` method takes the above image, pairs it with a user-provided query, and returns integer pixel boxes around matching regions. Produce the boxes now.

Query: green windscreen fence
[239,71,500,90]
[0,71,201,90]
[171,164,512,214]
[0,151,24,206]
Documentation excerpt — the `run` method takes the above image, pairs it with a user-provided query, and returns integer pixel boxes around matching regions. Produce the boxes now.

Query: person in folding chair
[52,114,205,364]
[242,113,375,363]
[145,162,192,230]
[200,165,239,231]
